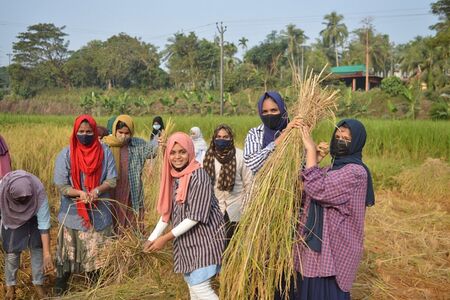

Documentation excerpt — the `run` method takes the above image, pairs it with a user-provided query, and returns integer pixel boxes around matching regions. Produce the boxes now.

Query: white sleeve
[147,217,169,241]
[171,218,199,238]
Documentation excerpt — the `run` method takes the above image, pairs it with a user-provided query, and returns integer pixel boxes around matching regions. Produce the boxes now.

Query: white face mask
[153,124,161,131]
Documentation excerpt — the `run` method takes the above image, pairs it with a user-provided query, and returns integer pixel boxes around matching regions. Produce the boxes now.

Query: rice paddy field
[0,113,449,299]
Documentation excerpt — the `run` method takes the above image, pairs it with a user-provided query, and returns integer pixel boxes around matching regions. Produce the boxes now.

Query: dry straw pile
[220,69,339,299]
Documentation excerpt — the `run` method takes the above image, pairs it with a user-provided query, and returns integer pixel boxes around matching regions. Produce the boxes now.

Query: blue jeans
[4,248,44,286]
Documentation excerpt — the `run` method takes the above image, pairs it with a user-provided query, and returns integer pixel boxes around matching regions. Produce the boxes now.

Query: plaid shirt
[127,137,157,211]
[293,164,367,292]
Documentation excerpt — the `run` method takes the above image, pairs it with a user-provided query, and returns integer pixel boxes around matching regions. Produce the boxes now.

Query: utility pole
[363,17,372,92]
[216,22,226,115]
[7,53,12,66]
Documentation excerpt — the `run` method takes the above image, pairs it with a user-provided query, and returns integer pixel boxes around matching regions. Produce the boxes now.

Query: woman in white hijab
[190,127,208,165]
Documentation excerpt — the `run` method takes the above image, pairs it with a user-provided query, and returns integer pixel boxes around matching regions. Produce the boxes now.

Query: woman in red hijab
[143,132,224,300]
[53,115,117,296]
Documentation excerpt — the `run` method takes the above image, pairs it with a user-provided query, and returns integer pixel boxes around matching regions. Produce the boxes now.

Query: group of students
[0,90,374,300]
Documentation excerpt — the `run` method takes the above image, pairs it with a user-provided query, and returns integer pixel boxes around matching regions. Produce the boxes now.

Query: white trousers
[188,279,218,300]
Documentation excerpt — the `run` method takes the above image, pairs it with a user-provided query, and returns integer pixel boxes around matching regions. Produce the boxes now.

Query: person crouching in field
[281,119,375,299]
[53,115,117,296]
[103,115,157,235]
[143,132,224,300]
[203,124,252,246]
[0,170,54,300]
[0,135,12,179]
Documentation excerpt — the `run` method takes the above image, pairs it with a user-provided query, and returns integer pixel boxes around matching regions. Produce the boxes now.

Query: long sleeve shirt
[293,164,368,292]
[214,148,253,222]
[243,124,276,174]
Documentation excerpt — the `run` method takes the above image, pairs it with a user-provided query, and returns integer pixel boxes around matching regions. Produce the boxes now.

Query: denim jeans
[4,248,44,286]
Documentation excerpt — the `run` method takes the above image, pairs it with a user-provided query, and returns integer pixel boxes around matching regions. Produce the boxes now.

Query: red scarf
[70,115,104,228]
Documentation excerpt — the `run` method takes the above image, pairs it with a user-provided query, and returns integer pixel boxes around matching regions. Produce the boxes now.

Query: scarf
[257,91,289,148]
[103,114,135,178]
[70,115,104,228]
[0,170,46,229]
[203,124,237,192]
[190,127,208,154]
[157,132,201,222]
[304,118,375,252]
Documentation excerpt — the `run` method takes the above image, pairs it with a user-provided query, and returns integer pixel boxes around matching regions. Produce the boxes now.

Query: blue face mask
[77,134,95,146]
[153,124,161,131]
[214,139,232,151]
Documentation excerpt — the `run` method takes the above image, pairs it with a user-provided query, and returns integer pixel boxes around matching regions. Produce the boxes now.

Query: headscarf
[157,132,201,222]
[257,91,289,148]
[203,124,237,192]
[0,170,46,229]
[150,116,165,139]
[70,115,104,228]
[304,118,374,252]
[103,115,135,178]
[106,116,117,135]
[190,127,208,158]
[0,135,12,179]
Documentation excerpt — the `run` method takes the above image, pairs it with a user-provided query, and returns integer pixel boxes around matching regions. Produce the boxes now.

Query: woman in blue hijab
[243,91,302,174]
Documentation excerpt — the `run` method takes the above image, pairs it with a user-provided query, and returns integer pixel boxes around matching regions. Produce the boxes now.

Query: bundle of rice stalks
[62,230,185,299]
[220,68,339,300]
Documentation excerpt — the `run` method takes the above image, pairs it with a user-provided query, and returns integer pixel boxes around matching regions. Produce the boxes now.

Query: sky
[0,0,439,66]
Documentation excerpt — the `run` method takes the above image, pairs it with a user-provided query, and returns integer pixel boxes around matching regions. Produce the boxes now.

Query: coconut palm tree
[238,37,248,52]
[320,11,348,66]
[282,24,307,74]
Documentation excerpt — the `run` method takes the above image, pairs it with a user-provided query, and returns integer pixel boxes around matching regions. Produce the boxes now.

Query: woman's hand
[275,116,303,146]
[43,254,54,274]
[79,190,90,203]
[142,240,154,253]
[300,125,316,153]
[316,142,329,163]
[148,235,169,252]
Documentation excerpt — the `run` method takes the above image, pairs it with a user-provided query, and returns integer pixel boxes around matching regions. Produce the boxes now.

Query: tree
[12,23,71,88]
[320,12,348,66]
[238,37,249,51]
[281,24,307,73]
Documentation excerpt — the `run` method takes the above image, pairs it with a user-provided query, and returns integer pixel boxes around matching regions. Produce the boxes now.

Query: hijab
[0,135,12,179]
[190,127,208,153]
[0,170,46,229]
[70,114,104,228]
[157,132,201,222]
[203,124,237,191]
[151,116,165,139]
[257,91,289,148]
[103,114,135,178]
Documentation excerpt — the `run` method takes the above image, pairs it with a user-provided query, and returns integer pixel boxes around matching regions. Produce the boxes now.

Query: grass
[0,114,449,299]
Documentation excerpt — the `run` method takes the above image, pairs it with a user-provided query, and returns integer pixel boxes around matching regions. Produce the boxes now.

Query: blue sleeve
[36,199,51,232]
[54,147,71,186]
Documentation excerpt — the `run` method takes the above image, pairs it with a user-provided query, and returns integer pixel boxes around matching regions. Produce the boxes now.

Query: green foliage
[402,82,422,119]
[429,101,449,120]
[381,77,406,96]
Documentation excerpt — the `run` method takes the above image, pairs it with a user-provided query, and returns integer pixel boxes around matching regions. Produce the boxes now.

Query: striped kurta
[243,124,277,174]
[172,168,225,274]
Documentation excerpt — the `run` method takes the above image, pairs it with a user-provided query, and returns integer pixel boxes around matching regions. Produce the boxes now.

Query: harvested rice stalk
[220,68,338,299]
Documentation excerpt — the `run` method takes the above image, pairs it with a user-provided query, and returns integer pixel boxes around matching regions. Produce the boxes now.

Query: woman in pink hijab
[143,132,224,300]
[0,135,12,179]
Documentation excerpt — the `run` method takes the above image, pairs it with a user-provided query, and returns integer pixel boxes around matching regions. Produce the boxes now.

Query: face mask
[214,139,232,151]
[116,134,130,144]
[77,134,95,146]
[15,196,32,204]
[330,138,351,157]
[153,124,161,131]
[261,113,283,130]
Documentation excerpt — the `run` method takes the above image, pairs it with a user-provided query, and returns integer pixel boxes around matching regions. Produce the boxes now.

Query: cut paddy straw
[220,67,339,300]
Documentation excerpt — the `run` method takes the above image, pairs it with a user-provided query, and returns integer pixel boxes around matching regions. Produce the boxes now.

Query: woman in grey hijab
[0,170,54,299]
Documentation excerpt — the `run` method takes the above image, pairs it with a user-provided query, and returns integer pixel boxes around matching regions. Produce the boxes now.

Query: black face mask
[261,113,283,130]
[214,139,232,151]
[330,138,351,157]
[77,134,95,146]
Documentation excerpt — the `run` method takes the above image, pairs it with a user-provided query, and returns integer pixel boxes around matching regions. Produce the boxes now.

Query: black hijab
[151,116,165,139]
